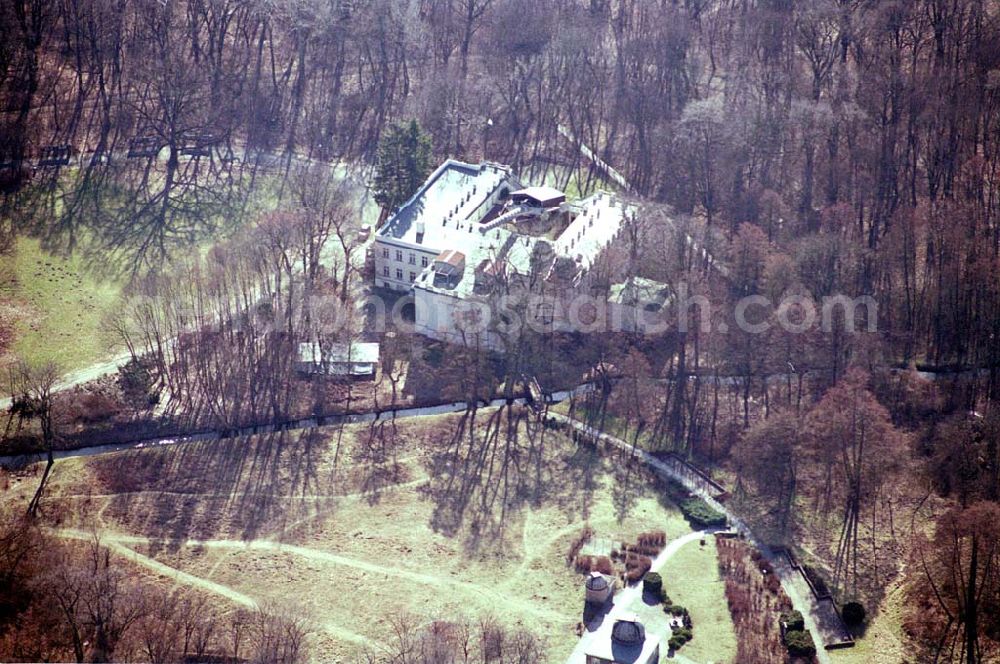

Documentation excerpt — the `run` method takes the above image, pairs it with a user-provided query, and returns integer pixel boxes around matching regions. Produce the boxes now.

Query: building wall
[373,238,439,291]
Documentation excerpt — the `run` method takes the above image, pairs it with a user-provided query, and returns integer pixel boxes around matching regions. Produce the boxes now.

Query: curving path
[55,528,378,649]
[548,411,833,664]
[52,527,570,625]
[564,529,715,664]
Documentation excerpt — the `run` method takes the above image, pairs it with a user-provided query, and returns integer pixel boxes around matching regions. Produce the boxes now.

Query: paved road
[549,412,834,664]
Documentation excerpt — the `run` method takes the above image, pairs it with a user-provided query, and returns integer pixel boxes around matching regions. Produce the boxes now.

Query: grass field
[0,235,122,371]
[660,536,738,663]
[0,408,737,662]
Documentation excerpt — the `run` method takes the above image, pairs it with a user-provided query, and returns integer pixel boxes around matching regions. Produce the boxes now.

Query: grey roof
[586,572,609,591]
[377,159,513,251]
[609,277,672,308]
[611,618,645,646]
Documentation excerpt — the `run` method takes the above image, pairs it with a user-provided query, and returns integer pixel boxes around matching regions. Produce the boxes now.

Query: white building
[296,341,380,378]
[373,160,634,348]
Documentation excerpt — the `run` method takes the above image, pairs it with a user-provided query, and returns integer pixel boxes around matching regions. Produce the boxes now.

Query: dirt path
[53,527,570,625]
[54,528,379,649]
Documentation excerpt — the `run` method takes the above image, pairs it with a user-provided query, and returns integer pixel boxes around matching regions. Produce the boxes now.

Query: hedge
[680,497,727,528]
[785,629,816,657]
[780,609,804,632]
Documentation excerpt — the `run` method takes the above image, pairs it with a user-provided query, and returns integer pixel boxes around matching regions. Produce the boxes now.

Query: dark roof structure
[586,572,609,591]
[611,618,645,646]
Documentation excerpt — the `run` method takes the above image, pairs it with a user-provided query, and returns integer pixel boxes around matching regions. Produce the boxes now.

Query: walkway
[565,529,711,664]
[548,412,833,664]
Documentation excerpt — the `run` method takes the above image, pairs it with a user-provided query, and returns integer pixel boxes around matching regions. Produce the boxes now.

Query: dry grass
[2,408,713,662]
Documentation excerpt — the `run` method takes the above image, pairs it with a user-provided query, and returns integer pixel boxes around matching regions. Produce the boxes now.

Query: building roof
[611,617,645,645]
[609,277,672,309]
[377,159,514,254]
[585,615,660,664]
[586,572,610,591]
[298,342,379,369]
[511,185,565,207]
[435,249,466,268]
[550,191,631,278]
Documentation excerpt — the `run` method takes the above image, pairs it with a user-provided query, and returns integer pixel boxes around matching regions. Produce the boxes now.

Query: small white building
[296,341,379,378]
[585,615,660,664]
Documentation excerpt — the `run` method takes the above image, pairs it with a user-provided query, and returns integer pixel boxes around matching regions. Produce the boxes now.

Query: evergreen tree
[373,120,433,216]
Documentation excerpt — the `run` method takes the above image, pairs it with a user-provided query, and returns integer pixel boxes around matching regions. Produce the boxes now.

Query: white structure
[373,160,634,349]
[296,341,379,378]
[608,277,672,334]
[373,160,516,292]
[585,571,614,605]
[585,615,660,664]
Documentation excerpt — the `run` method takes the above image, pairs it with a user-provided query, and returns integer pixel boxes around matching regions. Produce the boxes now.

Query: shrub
[574,555,594,574]
[675,628,692,642]
[780,610,804,632]
[670,605,687,617]
[624,553,652,582]
[668,635,686,651]
[679,497,727,527]
[842,601,866,626]
[784,629,816,657]
[593,556,614,576]
[566,526,594,564]
[643,572,663,595]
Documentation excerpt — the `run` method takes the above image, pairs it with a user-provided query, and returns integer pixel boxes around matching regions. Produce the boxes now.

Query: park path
[564,529,710,664]
[54,528,378,649]
[52,527,570,625]
[548,411,833,664]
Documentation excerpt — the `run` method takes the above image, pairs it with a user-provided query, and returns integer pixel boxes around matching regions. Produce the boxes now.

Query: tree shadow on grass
[421,406,648,557]
[85,429,332,554]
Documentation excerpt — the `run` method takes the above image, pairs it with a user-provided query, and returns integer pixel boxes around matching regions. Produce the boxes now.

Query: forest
[2,0,1000,662]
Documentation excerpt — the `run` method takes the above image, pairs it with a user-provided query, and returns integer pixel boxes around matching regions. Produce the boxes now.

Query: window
[421,256,429,267]
[396,268,403,280]
[536,303,554,325]
[395,249,403,262]
[381,246,389,258]
[409,272,416,282]
[409,253,416,265]
[382,266,389,277]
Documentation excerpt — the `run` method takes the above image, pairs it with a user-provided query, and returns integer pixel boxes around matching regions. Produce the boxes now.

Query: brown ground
[4,407,695,662]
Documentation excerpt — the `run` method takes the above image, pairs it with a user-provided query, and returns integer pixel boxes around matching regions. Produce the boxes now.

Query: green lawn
[660,537,738,664]
[1,236,122,371]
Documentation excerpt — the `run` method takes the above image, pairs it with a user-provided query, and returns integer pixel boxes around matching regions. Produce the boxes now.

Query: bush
[670,605,687,617]
[566,526,594,564]
[593,556,614,576]
[643,572,663,595]
[675,628,692,642]
[784,629,816,657]
[842,601,866,626]
[780,610,804,632]
[668,635,686,651]
[680,497,727,527]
